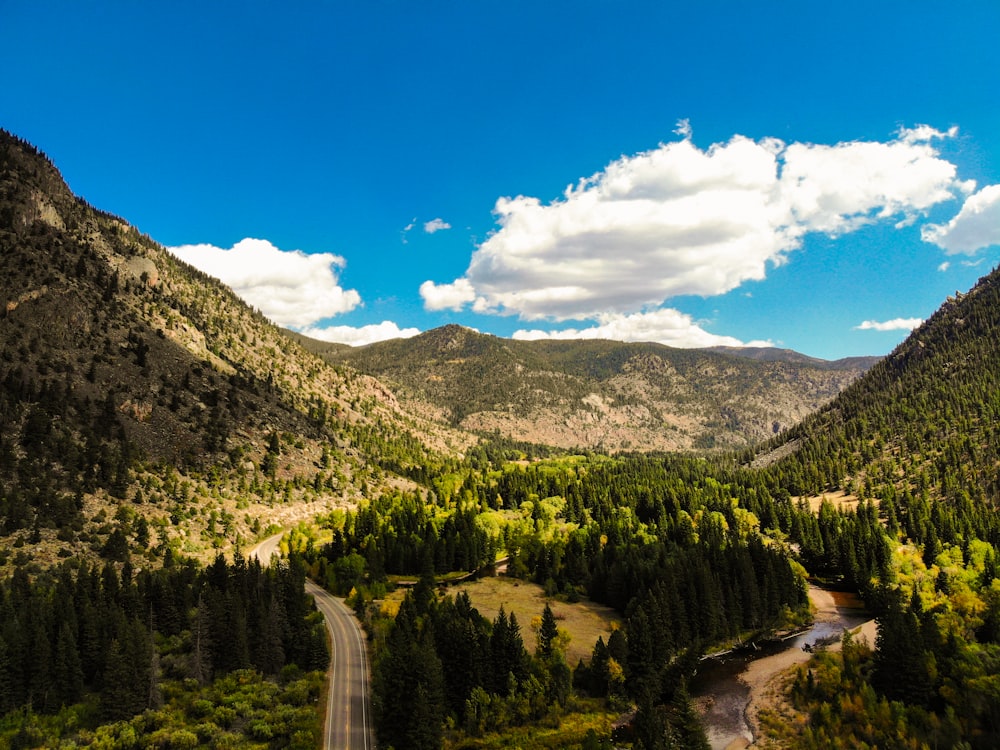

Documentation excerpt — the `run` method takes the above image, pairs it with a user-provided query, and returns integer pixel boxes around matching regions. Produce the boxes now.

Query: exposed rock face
[315,325,878,452]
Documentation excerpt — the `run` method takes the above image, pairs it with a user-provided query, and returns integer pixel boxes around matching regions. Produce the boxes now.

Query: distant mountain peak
[319,325,878,452]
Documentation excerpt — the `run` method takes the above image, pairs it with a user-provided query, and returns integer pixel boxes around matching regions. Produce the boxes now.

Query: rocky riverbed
[691,586,875,749]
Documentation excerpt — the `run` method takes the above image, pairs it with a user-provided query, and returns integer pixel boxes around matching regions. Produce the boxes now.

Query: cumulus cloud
[854,318,923,332]
[421,126,968,324]
[921,184,1000,254]
[424,218,452,234]
[419,278,477,311]
[938,261,950,272]
[514,309,773,349]
[298,320,420,346]
[167,238,361,328]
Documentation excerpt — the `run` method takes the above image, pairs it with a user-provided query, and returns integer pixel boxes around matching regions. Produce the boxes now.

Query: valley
[3,129,1000,749]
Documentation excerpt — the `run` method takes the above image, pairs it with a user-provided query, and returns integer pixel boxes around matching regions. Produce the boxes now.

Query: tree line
[0,554,328,725]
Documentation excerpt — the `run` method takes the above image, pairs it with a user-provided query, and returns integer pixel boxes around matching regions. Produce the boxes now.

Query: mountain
[0,130,461,568]
[311,324,877,452]
[705,345,881,371]
[753,265,1000,504]
[0,128,888,571]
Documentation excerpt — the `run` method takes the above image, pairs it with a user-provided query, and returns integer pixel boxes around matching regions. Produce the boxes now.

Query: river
[690,586,873,749]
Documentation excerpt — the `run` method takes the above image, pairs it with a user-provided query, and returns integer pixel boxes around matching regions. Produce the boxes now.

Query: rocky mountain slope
[312,325,877,452]
[0,130,463,569]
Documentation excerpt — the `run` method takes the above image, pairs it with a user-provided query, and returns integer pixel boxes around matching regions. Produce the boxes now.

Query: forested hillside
[755,264,1000,519]
[747,264,1000,748]
[313,324,875,452]
[0,129,466,747]
[0,129,463,570]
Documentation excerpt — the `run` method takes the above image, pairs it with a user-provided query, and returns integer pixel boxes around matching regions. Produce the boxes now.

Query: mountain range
[296,325,877,453]
[7,127,1000,572]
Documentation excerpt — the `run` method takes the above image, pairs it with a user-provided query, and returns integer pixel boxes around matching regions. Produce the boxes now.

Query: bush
[193,722,221,744]
[168,729,199,749]
[212,706,237,728]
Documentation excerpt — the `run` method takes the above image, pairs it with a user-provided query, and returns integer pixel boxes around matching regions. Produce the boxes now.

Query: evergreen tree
[52,622,83,707]
[0,636,12,714]
[538,602,559,658]
[372,595,446,749]
[669,681,710,750]
[101,637,141,721]
[190,593,213,684]
[872,598,935,706]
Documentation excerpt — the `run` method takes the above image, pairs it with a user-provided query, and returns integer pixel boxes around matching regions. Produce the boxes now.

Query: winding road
[250,533,375,749]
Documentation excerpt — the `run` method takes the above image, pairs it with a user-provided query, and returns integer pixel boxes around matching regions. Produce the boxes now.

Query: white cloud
[513,309,773,349]
[938,261,950,272]
[921,184,1000,254]
[854,318,923,332]
[422,126,968,323]
[401,218,418,244]
[898,124,959,144]
[424,218,451,234]
[419,278,477,311]
[779,133,966,234]
[167,238,361,328]
[298,320,420,346]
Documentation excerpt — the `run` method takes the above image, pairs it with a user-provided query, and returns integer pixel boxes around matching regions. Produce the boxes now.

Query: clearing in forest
[450,576,621,667]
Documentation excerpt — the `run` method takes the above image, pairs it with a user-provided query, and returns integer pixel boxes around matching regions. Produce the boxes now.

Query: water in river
[690,589,870,749]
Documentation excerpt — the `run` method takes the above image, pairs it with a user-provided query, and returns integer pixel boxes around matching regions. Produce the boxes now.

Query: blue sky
[3,1,999,359]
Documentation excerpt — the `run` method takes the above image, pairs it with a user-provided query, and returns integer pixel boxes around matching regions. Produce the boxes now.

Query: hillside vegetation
[754,266,1000,513]
[0,129,464,571]
[743,263,1000,748]
[312,325,876,452]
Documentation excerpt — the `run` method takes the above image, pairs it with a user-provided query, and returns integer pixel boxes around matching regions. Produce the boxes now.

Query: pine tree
[190,594,212,684]
[538,602,559,658]
[255,596,286,676]
[52,622,83,707]
[0,636,12,713]
[372,595,446,749]
[669,680,709,750]
[872,597,935,706]
[404,682,444,750]
[101,637,140,721]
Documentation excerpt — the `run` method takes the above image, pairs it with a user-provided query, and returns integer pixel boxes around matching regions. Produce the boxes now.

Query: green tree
[52,622,83,707]
[538,602,558,658]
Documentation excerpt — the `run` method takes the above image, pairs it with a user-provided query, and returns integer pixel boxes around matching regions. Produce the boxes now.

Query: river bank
[692,585,875,749]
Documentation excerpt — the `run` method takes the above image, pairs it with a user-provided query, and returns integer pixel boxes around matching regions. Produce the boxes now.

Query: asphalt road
[249,533,375,749]
[249,531,284,566]
[306,580,374,750]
